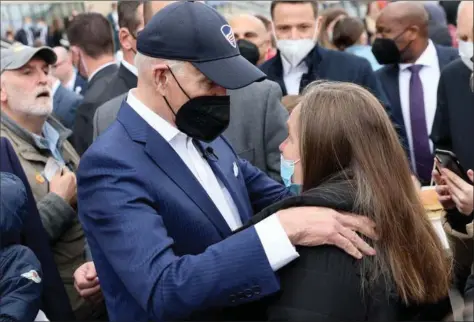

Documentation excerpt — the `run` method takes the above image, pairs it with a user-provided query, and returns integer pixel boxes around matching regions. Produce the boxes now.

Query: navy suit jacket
[53,84,83,129]
[77,101,292,321]
[259,45,390,109]
[375,45,459,162]
[74,72,88,95]
[0,137,74,320]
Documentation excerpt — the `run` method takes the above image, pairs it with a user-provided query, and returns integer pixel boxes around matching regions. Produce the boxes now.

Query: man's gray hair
[134,52,184,78]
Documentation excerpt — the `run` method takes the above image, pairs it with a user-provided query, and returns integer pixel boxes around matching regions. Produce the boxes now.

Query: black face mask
[372,29,412,65]
[163,67,230,143]
[238,39,260,65]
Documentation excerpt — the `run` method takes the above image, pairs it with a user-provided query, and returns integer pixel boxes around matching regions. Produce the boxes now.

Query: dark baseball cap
[137,1,266,89]
[1,44,57,73]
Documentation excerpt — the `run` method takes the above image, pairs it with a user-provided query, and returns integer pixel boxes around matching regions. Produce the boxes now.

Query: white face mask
[274,25,318,68]
[277,39,316,67]
[458,40,474,71]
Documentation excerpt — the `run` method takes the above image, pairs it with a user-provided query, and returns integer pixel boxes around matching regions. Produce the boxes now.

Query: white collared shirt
[88,62,117,82]
[65,72,77,92]
[51,79,61,97]
[399,40,440,170]
[282,56,308,95]
[121,59,138,77]
[126,90,298,271]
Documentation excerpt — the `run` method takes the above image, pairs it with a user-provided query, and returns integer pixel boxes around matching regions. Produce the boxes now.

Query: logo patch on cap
[221,25,236,48]
[21,270,42,283]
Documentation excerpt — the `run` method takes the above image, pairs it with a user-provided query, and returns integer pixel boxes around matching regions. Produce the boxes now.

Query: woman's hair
[332,17,365,51]
[298,81,451,304]
[318,7,348,49]
[281,95,303,114]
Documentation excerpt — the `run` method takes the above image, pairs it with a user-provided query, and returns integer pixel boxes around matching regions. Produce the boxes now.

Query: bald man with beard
[374,1,458,185]
[229,14,271,66]
[93,1,289,183]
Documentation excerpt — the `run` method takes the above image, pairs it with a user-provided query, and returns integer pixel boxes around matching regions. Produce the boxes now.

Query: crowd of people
[0,0,473,321]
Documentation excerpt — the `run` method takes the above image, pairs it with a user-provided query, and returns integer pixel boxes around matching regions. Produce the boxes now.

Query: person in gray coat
[93,79,288,182]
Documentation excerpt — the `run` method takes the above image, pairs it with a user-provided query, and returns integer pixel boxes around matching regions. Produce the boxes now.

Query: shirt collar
[399,40,438,71]
[31,122,60,152]
[126,89,181,143]
[281,55,308,76]
[121,59,138,77]
[65,72,77,91]
[88,62,116,82]
[51,79,61,96]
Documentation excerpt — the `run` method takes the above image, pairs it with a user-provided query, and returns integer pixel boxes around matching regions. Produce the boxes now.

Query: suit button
[238,291,245,300]
[252,286,261,295]
[229,294,236,303]
[245,289,253,298]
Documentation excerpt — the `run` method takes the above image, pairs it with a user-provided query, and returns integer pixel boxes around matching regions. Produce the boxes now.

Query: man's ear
[152,64,171,95]
[0,81,8,104]
[119,27,132,51]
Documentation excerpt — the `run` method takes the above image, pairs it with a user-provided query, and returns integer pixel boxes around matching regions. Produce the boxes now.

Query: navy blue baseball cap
[137,1,266,89]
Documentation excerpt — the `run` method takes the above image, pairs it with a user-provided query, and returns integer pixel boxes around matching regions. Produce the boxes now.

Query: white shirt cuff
[254,214,300,271]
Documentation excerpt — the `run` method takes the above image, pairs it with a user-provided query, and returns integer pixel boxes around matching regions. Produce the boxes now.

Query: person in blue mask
[237,80,452,321]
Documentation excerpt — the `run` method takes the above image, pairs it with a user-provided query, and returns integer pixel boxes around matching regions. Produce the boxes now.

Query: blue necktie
[408,64,432,183]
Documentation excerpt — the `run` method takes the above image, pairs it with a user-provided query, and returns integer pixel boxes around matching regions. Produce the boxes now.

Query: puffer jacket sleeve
[0,245,43,322]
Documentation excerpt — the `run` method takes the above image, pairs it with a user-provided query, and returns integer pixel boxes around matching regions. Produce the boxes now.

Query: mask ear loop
[162,66,191,117]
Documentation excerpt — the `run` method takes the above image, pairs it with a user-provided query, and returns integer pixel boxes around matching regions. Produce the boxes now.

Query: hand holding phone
[434,149,470,182]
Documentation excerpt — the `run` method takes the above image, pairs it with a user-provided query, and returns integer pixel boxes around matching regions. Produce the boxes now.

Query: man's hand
[74,261,103,304]
[50,168,77,206]
[433,169,456,210]
[277,207,377,259]
[442,168,474,215]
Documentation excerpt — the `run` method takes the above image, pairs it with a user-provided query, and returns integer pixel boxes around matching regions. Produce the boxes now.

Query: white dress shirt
[121,59,138,77]
[126,90,299,271]
[88,62,117,82]
[282,56,308,95]
[399,40,440,170]
[65,72,77,92]
[51,79,61,97]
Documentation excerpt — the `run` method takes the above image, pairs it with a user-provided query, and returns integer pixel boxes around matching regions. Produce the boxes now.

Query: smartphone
[434,149,469,182]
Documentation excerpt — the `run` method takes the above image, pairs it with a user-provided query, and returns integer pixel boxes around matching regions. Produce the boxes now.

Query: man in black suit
[431,0,474,299]
[374,1,459,185]
[260,1,389,108]
[67,13,118,155]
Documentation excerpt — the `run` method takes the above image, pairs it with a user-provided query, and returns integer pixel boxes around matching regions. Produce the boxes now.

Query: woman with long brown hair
[239,81,452,321]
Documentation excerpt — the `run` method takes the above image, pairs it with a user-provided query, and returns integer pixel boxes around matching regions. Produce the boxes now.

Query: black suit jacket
[376,45,459,167]
[431,59,474,232]
[259,45,390,109]
[0,137,75,320]
[72,64,118,155]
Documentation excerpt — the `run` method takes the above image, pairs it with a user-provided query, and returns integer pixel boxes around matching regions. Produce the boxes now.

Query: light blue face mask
[280,154,301,194]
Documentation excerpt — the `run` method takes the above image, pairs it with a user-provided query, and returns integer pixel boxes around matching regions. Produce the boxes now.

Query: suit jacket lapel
[117,104,232,238]
[196,141,250,224]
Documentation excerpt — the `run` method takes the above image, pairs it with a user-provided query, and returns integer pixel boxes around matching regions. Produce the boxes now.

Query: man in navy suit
[374,1,459,185]
[77,2,376,321]
[52,46,88,95]
[260,1,389,109]
[51,76,83,129]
